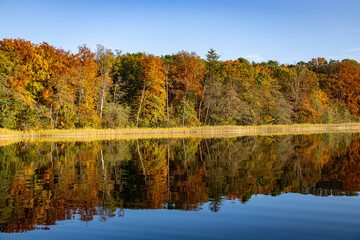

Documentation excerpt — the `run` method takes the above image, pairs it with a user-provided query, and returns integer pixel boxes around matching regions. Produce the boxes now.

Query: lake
[0,133,359,239]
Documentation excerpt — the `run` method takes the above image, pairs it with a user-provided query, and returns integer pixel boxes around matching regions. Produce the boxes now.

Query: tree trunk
[182,90,188,127]
[204,104,210,125]
[63,105,67,125]
[54,109,59,128]
[100,88,105,119]
[50,104,54,129]
[136,82,146,127]
[198,99,203,120]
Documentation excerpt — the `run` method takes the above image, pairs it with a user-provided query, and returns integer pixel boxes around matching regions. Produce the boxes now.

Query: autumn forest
[1,38,360,130]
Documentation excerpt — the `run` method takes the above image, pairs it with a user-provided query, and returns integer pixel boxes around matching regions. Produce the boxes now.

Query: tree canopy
[0,38,359,130]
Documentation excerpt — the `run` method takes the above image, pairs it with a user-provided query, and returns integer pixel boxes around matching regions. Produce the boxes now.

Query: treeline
[0,38,360,130]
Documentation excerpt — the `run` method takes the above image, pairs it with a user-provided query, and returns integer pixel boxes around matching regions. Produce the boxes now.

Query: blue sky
[1,0,359,64]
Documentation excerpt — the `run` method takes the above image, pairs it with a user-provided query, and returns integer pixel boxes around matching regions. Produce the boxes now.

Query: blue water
[3,194,359,240]
[1,135,360,239]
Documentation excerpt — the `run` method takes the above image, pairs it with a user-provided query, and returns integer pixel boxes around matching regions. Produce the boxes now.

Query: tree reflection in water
[0,133,359,233]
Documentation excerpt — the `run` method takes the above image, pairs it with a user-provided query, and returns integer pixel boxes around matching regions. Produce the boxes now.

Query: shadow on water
[0,133,359,233]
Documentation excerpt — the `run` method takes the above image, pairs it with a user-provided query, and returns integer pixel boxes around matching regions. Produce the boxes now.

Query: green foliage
[102,102,130,128]
[0,50,21,128]
[113,53,144,107]
[322,105,352,123]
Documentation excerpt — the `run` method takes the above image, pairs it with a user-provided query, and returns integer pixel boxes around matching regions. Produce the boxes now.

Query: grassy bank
[1,123,360,140]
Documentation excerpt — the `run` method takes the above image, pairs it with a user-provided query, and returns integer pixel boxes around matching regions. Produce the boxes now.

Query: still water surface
[0,133,359,239]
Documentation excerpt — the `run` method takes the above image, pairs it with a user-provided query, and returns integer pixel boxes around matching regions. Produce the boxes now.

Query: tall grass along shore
[1,123,360,140]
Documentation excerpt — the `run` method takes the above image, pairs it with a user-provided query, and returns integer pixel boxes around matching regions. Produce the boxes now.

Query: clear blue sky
[1,0,359,64]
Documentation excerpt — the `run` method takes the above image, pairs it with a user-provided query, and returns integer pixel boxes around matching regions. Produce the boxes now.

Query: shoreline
[1,123,360,140]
